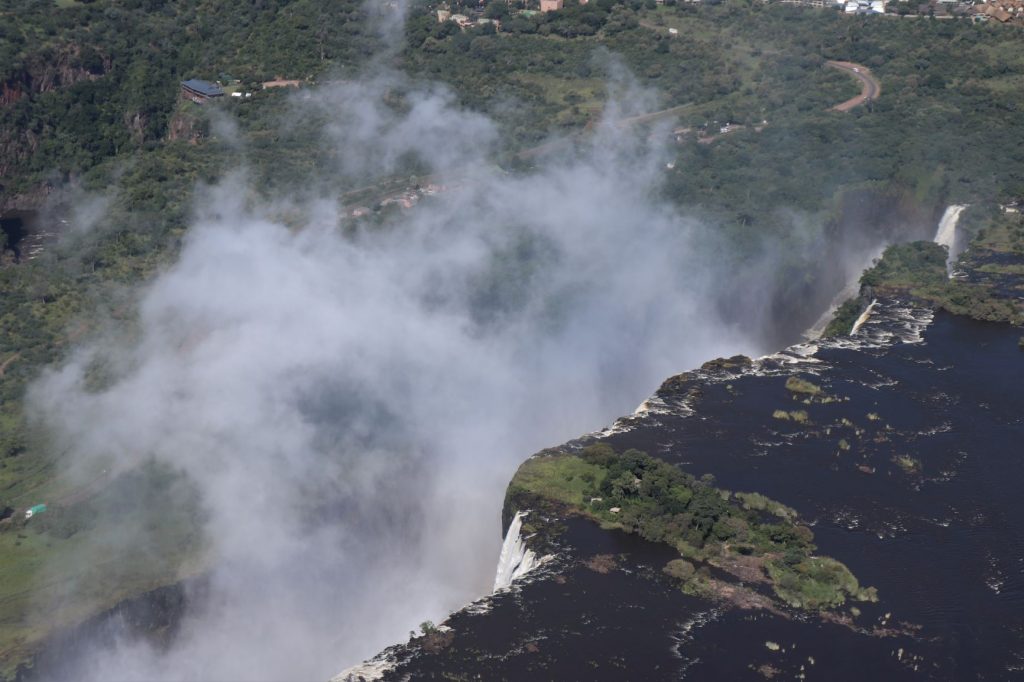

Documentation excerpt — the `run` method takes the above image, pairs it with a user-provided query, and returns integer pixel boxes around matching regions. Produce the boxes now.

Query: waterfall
[802,245,886,341]
[849,298,878,335]
[493,511,539,591]
[934,205,968,276]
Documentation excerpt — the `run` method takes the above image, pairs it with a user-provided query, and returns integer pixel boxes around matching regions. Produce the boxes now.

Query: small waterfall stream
[849,298,878,335]
[934,205,968,276]
[493,511,540,591]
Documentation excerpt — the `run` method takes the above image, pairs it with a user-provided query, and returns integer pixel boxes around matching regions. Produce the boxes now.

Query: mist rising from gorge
[19,9,891,678]
[25,69,774,682]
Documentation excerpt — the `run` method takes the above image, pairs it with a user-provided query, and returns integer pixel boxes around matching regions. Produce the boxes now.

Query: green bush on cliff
[823,298,863,338]
[860,241,948,296]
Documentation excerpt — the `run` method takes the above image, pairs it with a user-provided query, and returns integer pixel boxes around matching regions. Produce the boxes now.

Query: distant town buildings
[436,4,504,29]
[978,0,1021,21]
[430,0,1018,23]
[839,0,885,12]
[774,0,1021,20]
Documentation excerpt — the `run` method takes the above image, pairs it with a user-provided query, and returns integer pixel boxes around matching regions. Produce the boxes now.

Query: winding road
[826,60,881,111]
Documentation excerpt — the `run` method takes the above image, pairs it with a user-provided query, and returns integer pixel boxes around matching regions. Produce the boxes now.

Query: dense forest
[0,0,377,196]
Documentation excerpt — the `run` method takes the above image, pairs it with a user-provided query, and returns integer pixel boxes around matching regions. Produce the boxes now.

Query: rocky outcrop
[0,127,41,183]
[0,183,53,214]
[125,110,150,145]
[0,44,109,108]
[0,43,109,200]
[166,108,205,144]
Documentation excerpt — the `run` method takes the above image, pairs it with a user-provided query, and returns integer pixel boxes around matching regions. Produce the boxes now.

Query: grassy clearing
[510,454,605,508]
[509,73,606,126]
[0,463,206,677]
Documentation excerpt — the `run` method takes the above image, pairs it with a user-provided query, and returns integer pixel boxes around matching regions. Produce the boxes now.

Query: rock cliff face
[0,44,108,108]
[166,108,206,144]
[0,44,109,196]
[336,246,1024,681]
[0,127,40,186]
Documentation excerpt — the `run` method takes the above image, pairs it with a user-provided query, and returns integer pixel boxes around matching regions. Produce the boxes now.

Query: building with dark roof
[180,79,225,104]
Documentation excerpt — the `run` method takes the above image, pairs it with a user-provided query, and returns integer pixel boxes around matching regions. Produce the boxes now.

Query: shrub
[785,376,822,396]
[663,558,696,581]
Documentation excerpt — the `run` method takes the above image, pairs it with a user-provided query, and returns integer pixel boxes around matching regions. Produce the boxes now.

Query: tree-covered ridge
[405,2,1024,213]
[6,0,1024,213]
[0,0,376,195]
[507,443,878,611]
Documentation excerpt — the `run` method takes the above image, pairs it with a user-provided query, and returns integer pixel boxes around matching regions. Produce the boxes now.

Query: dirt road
[826,61,881,111]
[0,353,19,377]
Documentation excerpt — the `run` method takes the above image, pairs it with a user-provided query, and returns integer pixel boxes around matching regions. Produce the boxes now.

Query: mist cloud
[29,64,765,682]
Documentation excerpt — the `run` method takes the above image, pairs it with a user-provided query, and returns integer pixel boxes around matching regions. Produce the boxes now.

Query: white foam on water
[330,658,395,682]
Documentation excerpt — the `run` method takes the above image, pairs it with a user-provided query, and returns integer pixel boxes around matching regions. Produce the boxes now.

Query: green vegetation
[507,444,877,611]
[785,376,822,397]
[663,558,696,581]
[783,376,839,404]
[860,241,949,295]
[773,409,810,423]
[735,491,797,522]
[893,454,921,474]
[823,298,865,337]
[0,0,377,195]
[766,556,877,610]
[0,461,205,679]
[845,231,1024,326]
[507,454,605,507]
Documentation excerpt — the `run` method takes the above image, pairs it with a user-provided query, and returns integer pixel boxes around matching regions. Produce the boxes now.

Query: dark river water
[356,304,1024,681]
[0,210,54,263]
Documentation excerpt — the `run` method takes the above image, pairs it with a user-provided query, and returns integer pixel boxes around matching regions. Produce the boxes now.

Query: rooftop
[181,79,225,97]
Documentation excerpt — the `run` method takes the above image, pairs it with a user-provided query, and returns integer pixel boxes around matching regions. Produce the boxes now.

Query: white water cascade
[934,204,968,276]
[849,298,878,335]
[802,245,887,341]
[493,511,540,591]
